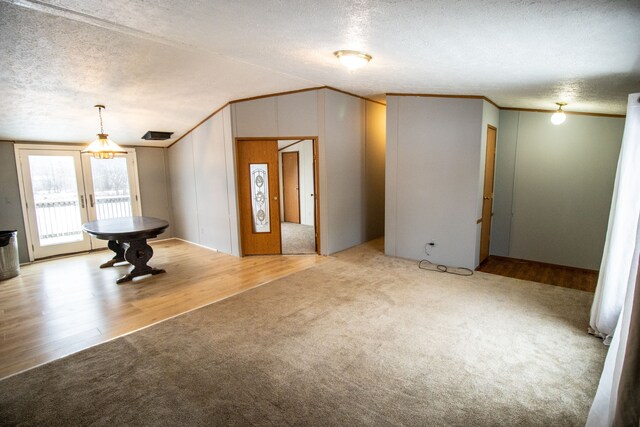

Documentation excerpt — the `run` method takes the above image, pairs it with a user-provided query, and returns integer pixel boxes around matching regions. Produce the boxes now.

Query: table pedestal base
[102,239,166,284]
[100,240,126,268]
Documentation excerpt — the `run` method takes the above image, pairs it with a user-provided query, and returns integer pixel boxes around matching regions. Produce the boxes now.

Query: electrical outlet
[424,240,436,256]
[425,241,436,256]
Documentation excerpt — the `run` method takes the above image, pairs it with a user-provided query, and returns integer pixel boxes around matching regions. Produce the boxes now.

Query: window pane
[28,155,83,246]
[90,156,132,220]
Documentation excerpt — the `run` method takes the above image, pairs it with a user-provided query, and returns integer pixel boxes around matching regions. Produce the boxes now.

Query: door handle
[273,196,278,201]
[80,195,85,208]
[483,196,490,200]
[89,194,94,207]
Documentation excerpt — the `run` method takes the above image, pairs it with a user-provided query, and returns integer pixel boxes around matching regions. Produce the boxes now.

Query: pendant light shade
[551,102,567,125]
[82,105,127,159]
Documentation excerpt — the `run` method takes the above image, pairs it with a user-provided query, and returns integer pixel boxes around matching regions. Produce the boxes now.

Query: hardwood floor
[0,239,328,379]
[476,255,598,292]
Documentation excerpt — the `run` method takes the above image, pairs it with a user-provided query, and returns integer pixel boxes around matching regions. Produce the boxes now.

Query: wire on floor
[418,259,474,276]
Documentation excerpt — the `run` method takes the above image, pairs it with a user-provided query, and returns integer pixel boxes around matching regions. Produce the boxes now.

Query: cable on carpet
[418,259,474,276]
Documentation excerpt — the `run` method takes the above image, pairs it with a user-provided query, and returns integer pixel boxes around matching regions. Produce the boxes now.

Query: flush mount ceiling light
[82,105,127,159]
[334,50,372,71]
[551,102,568,125]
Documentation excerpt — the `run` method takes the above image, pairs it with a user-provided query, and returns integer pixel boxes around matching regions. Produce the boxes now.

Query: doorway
[278,139,316,255]
[236,138,319,256]
[479,125,497,263]
[15,145,141,260]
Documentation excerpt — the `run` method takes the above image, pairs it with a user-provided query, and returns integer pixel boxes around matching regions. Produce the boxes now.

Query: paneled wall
[491,110,624,269]
[319,89,365,253]
[385,96,488,269]
[167,106,239,255]
[229,88,384,255]
[167,87,386,257]
[233,90,318,138]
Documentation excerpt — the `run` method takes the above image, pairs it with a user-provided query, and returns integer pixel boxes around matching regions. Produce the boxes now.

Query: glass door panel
[81,152,141,249]
[90,156,133,220]
[20,150,91,258]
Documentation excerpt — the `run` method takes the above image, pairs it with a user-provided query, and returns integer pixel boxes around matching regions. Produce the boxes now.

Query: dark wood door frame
[235,137,320,256]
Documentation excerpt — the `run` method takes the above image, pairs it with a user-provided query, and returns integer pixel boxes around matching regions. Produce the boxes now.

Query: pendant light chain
[98,106,105,134]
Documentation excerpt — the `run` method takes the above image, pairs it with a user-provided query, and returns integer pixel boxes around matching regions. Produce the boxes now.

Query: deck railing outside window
[95,195,132,220]
[35,195,131,245]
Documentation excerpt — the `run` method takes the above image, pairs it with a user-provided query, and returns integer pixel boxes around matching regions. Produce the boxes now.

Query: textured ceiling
[1,0,639,147]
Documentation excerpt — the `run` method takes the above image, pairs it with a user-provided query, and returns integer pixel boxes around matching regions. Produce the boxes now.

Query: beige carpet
[281,221,315,254]
[0,239,606,426]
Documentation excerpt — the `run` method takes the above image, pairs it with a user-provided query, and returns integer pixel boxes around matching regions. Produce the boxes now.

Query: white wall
[492,110,624,269]
[168,105,239,255]
[278,140,314,226]
[386,96,484,269]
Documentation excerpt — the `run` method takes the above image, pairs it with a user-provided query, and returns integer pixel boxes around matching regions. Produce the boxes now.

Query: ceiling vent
[142,131,174,141]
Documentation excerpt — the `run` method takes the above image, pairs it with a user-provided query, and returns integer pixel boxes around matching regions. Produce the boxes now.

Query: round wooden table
[82,216,169,284]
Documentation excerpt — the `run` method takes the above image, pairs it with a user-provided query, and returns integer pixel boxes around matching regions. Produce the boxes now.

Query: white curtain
[589,93,640,343]
[587,93,640,425]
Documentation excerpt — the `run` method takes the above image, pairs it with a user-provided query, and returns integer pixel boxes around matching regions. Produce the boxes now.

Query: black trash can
[0,230,19,281]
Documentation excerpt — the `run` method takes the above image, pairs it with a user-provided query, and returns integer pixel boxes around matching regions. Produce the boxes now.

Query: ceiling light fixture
[82,105,127,159]
[334,50,372,71]
[551,102,568,125]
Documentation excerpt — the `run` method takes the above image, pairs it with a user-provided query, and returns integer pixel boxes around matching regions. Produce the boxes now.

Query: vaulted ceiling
[1,0,639,147]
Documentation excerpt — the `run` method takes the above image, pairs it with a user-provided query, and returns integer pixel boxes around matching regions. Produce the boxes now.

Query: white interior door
[17,146,142,260]
[19,150,92,258]
[81,153,141,249]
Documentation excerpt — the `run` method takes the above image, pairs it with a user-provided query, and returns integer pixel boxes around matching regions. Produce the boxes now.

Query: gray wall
[0,140,29,263]
[491,110,624,269]
[0,141,172,263]
[135,146,173,239]
[167,105,239,255]
[319,89,365,254]
[385,96,485,269]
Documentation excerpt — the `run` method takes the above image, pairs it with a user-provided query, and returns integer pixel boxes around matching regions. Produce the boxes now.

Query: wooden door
[479,125,497,263]
[236,140,282,255]
[282,152,301,223]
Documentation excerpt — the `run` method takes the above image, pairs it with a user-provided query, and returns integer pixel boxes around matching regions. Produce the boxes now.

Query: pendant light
[551,102,567,125]
[334,50,372,71]
[82,105,127,159]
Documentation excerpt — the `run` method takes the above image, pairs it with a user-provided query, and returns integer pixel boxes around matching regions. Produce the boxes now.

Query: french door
[17,146,141,260]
